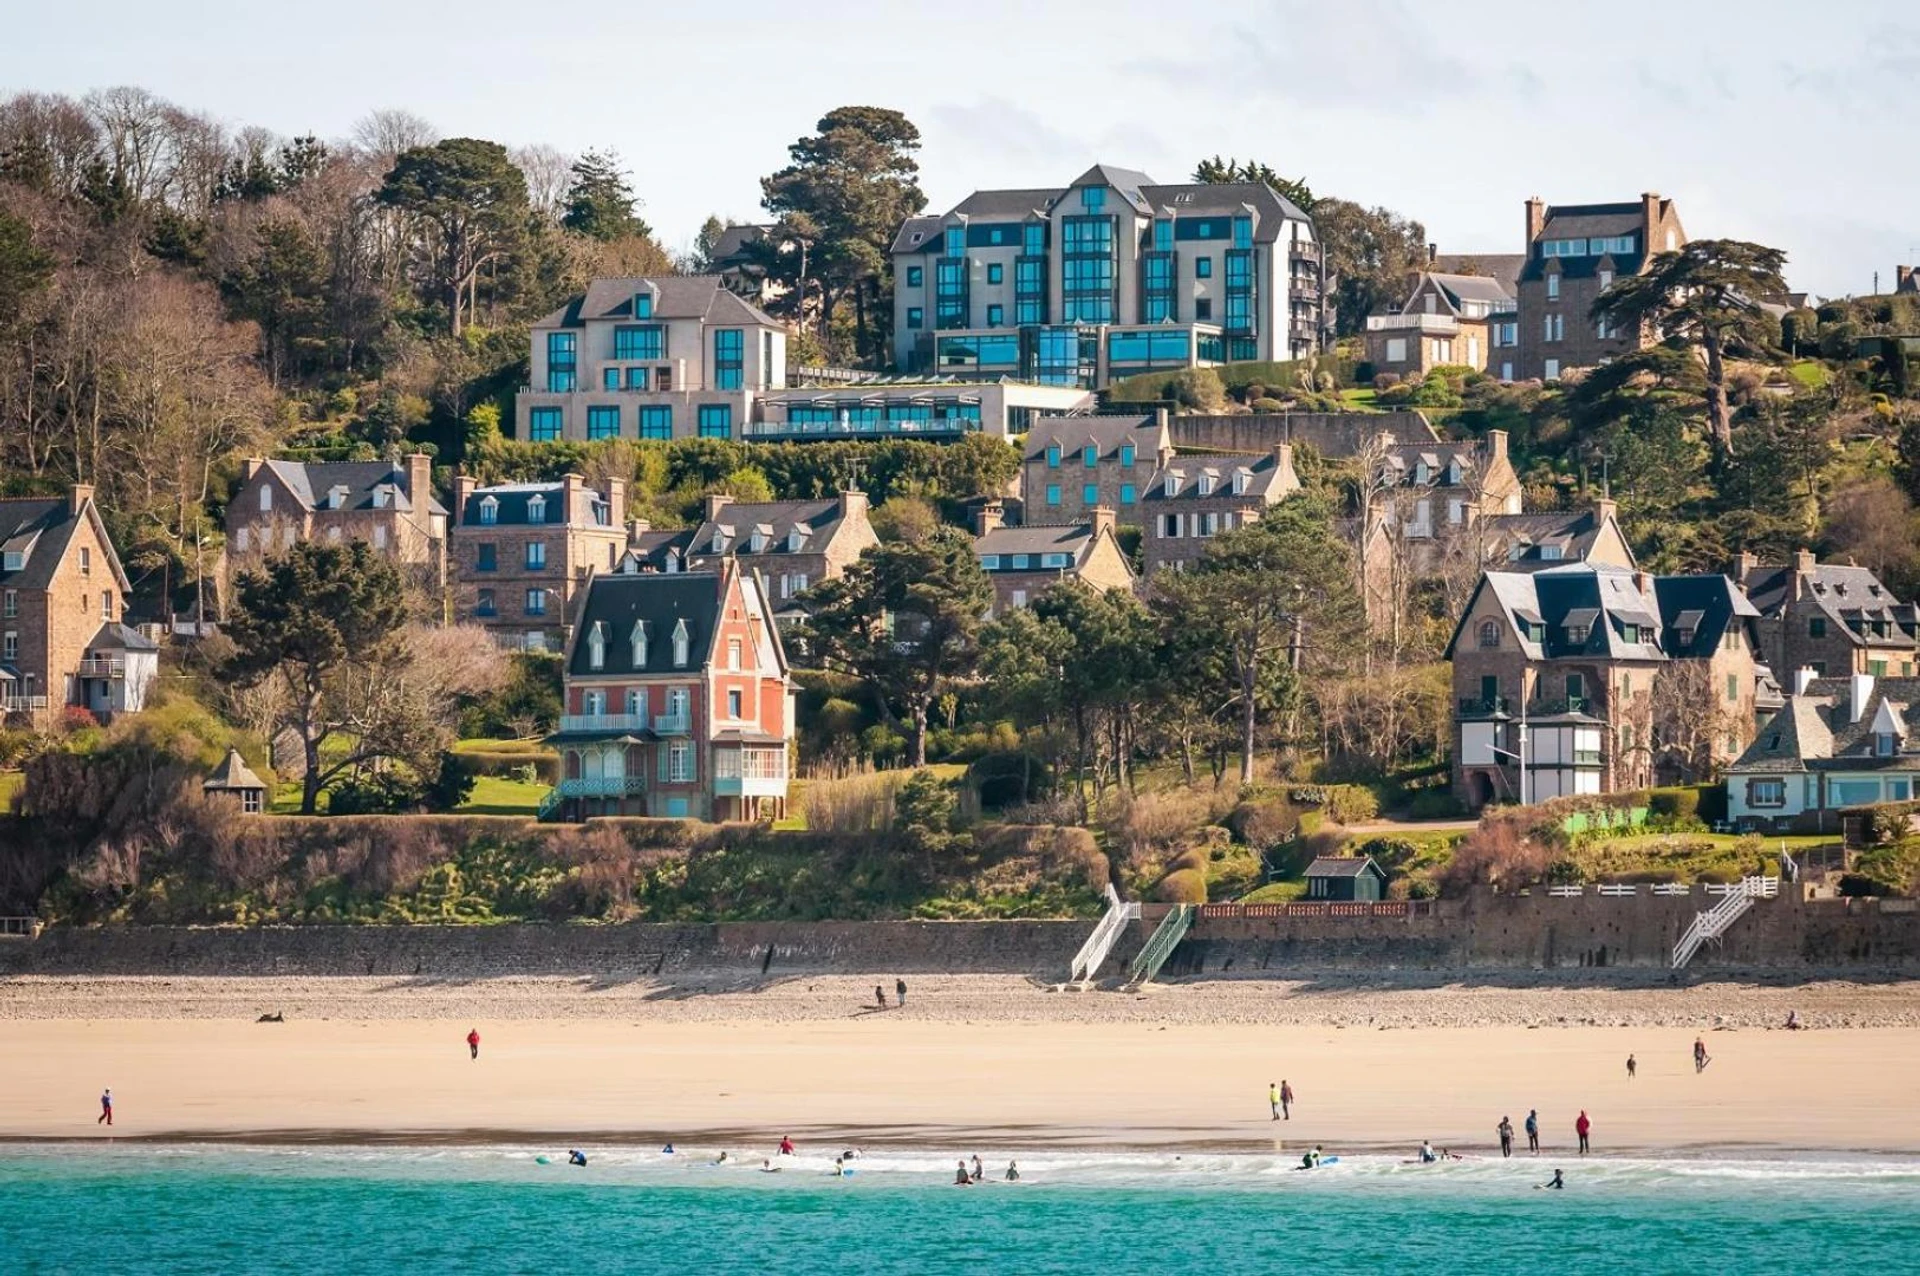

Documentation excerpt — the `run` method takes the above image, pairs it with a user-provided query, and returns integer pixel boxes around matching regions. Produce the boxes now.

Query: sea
[4,1143,1917,1274]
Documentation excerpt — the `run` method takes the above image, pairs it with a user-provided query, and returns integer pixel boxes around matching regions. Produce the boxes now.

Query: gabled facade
[226,455,447,587]
[518,275,788,444]
[0,485,151,721]
[1364,271,1515,377]
[971,504,1134,615]
[449,474,628,652]
[1140,444,1299,575]
[545,563,793,823]
[679,491,879,622]
[891,163,1326,387]
[1446,563,1765,809]
[1021,411,1174,527]
[1360,432,1525,627]
[1733,550,1919,682]
[1515,192,1686,382]
[1727,673,1920,830]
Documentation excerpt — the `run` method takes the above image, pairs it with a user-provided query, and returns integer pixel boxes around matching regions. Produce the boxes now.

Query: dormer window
[1164,473,1180,497]
[1046,444,1061,468]
[1446,463,1461,484]
[527,495,547,524]
[372,487,390,509]
[1539,545,1563,561]
[1677,626,1696,647]
[1120,444,1136,467]
[478,496,498,525]
[1415,462,1430,485]
[631,619,648,667]
[1620,624,1639,644]
[1197,475,1214,497]
[787,529,804,552]
[633,291,653,319]
[328,486,349,510]
[1567,624,1590,645]
[671,617,690,668]
[749,532,768,553]
[586,621,606,671]
[712,530,730,555]
[665,550,682,574]
[1083,444,1098,467]
[1233,470,1250,495]
[1877,731,1897,758]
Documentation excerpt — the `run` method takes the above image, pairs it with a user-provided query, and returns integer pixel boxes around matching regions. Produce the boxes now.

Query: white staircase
[1068,885,1140,986]
[1672,876,1779,969]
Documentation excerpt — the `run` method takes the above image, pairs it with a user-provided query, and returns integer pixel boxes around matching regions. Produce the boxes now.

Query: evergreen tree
[560,149,651,242]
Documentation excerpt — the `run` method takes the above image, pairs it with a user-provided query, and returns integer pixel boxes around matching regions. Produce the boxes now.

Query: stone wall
[1168,411,1436,456]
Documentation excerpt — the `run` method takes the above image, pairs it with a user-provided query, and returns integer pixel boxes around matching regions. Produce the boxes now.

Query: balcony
[1458,696,1512,716]
[1527,696,1592,716]
[1290,276,1321,300]
[744,418,979,442]
[78,657,127,679]
[1289,317,1319,339]
[0,695,48,713]
[1365,313,1462,334]
[553,775,649,799]
[558,712,648,735]
[714,747,789,798]
[1289,240,1322,262]
[653,712,691,735]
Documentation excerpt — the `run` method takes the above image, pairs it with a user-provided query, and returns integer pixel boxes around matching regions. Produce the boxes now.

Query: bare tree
[83,86,175,203]
[512,143,573,223]
[1649,662,1740,785]
[349,108,438,175]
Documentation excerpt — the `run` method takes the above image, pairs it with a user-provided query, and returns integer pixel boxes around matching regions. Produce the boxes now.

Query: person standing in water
[1525,1109,1540,1153]
[1540,1169,1564,1190]
[1005,1160,1020,1182]
[954,1160,972,1185]
[1575,1110,1592,1154]
[779,1135,795,1156]
[97,1088,112,1126]
[970,1154,984,1183]
[1498,1115,1514,1158]
[467,1028,481,1060]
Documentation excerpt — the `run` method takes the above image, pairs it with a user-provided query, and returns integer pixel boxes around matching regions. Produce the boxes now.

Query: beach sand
[4,974,1920,1153]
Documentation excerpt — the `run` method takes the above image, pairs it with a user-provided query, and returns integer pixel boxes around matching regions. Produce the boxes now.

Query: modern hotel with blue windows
[889,164,1326,389]
[517,276,787,444]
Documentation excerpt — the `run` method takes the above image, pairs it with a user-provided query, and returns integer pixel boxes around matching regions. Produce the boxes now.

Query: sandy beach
[4,974,1919,1153]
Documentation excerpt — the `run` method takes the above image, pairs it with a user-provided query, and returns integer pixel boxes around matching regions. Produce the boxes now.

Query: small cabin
[1303,855,1389,901]
[202,747,269,814]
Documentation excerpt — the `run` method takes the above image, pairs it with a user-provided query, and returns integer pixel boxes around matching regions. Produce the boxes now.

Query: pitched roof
[1480,507,1631,571]
[622,528,698,573]
[1445,564,1670,662]
[1381,440,1488,489]
[689,498,857,558]
[1144,451,1296,503]
[952,188,1062,219]
[1652,575,1758,659]
[1429,272,1515,307]
[565,570,724,678]
[1025,413,1169,463]
[1733,676,1920,775]
[203,746,268,793]
[262,460,446,517]
[1737,558,1915,648]
[1305,855,1385,878]
[889,214,946,255]
[86,621,159,653]
[708,223,773,264]
[461,481,614,528]
[536,275,780,331]
[1430,253,1526,294]
[0,494,132,594]
[973,522,1097,567]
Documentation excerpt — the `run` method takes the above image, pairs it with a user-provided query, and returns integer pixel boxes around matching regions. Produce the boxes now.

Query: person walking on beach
[97,1088,112,1126]
[1269,1082,1281,1120]
[896,978,907,1008]
[1525,1109,1540,1153]
[1280,1080,1294,1120]
[1575,1110,1591,1154]
[467,1028,481,1060]
[1627,1053,1637,1080]
[1498,1115,1514,1158]
[874,985,887,1010]
[1693,1037,1710,1073]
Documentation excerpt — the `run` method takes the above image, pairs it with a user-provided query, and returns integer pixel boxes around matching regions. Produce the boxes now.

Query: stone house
[449,474,628,653]
[225,455,448,593]
[0,484,155,722]
[1446,563,1766,809]
[1514,192,1686,382]
[1022,411,1174,526]
[1139,444,1299,575]
[1360,432,1524,626]
[545,560,793,823]
[1733,551,1919,682]
[1726,673,1920,831]
[1363,271,1514,377]
[971,503,1134,615]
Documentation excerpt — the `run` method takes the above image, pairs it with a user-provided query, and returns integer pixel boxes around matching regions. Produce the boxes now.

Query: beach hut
[202,747,269,814]
[1303,855,1389,902]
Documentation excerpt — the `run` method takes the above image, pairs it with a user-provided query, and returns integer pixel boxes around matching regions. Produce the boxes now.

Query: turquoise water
[5,1144,1919,1274]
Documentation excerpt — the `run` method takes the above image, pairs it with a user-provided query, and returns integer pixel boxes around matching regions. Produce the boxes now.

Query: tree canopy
[560,149,650,242]
[377,137,530,336]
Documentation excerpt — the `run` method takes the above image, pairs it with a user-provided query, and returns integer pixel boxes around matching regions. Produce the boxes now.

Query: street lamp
[1486,696,1531,805]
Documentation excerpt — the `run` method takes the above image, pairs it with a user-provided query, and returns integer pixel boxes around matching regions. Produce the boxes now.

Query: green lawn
[452,737,554,756]
[456,776,550,817]
[0,771,20,811]
[1340,388,1379,410]
[1789,360,1830,389]
[1239,879,1307,903]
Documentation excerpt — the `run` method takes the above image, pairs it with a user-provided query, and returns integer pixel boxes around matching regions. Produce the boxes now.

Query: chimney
[629,518,651,540]
[973,500,1004,536]
[1486,429,1509,464]
[1794,547,1817,575]
[404,452,432,509]
[68,482,94,516]
[838,489,869,522]
[1851,672,1875,724]
[1593,497,1617,526]
[242,458,265,482]
[1088,504,1116,540]
[562,472,584,523]
[1641,191,1661,240]
[1733,549,1756,582]
[1153,408,1175,465]
[607,477,628,530]
[705,492,735,521]
[452,473,477,526]
[1525,196,1546,245]
[1793,667,1818,696]
[1271,442,1296,489]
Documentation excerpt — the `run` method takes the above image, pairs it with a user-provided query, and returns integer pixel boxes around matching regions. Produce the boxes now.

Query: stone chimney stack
[1794,547,1817,574]
[1428,242,1438,264]
[404,452,432,508]
[1641,191,1662,240]
[1733,550,1757,582]
[1486,429,1509,464]
[68,483,93,516]
[1088,504,1116,539]
[838,489,869,522]
[1525,196,1546,245]
[973,500,1004,536]
[1594,497,1617,527]
[705,492,735,521]
[1793,667,1818,696]
[629,517,651,540]
[607,477,628,530]
[242,458,265,482]
[561,472,584,523]
[452,473,477,526]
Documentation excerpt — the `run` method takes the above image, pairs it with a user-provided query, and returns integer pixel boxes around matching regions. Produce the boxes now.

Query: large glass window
[1023,223,1046,256]
[1153,218,1172,252]
[698,405,732,439]
[602,368,619,390]
[1233,215,1253,249]
[944,224,964,257]
[639,406,672,440]
[714,328,744,390]
[587,406,620,440]
[529,407,562,441]
[1225,250,1254,333]
[1062,216,1116,323]
[614,326,664,360]
[935,259,969,328]
[1590,234,1636,256]
[1143,253,1176,323]
[1081,186,1105,211]
[987,263,1003,285]
[937,334,1019,368]
[1015,257,1047,325]
[545,332,576,392]
[1108,330,1193,365]
[1032,326,1097,387]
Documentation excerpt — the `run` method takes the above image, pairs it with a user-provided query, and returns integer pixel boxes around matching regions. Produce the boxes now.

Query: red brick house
[543,560,793,822]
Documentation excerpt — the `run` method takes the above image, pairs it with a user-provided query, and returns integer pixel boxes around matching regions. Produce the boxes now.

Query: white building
[1726,672,1920,830]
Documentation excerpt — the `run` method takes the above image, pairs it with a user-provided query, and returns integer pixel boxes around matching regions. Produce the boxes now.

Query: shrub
[801,770,903,833]
[1373,372,1401,392]
[1437,816,1549,894]
[895,769,958,834]
[1225,797,1301,850]
[1288,786,1329,807]
[1406,789,1464,820]
[1648,787,1703,825]
[1156,868,1208,903]
[1169,367,1227,413]
[1324,784,1379,825]
[1251,397,1285,412]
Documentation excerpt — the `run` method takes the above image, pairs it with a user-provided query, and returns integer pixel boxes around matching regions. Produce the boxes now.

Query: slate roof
[0,494,131,593]
[1481,508,1630,570]
[565,570,723,678]
[1144,451,1295,503]
[1517,199,1672,283]
[1381,441,1488,489]
[1444,564,1670,663]
[952,188,1061,219]
[262,460,446,517]
[1305,855,1386,879]
[708,224,772,265]
[203,746,268,793]
[1732,676,1920,775]
[621,529,697,573]
[973,522,1098,569]
[535,275,779,331]
[463,482,611,527]
[85,622,159,653]
[1652,575,1759,659]
[1430,253,1526,294]
[690,499,854,558]
[1737,559,1916,649]
[1025,414,1169,464]
[889,215,945,255]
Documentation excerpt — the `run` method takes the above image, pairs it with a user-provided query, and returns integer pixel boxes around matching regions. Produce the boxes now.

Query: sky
[4,0,1915,298]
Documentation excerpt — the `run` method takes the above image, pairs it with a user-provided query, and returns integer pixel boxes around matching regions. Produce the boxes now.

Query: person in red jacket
[779,1135,796,1156]
[467,1028,481,1060]
[1575,1110,1591,1154]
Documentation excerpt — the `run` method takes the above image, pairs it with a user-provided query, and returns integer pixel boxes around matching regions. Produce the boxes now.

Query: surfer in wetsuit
[970,1155,984,1183]
[1419,1141,1437,1164]
[568,1149,587,1167]
[955,1160,972,1185]
[1541,1169,1565,1190]
[1006,1161,1020,1182]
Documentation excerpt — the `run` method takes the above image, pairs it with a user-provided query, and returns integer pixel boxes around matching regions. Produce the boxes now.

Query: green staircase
[1126,904,1196,988]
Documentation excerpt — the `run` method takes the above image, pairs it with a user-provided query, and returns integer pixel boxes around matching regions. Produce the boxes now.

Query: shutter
[657,741,670,784]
